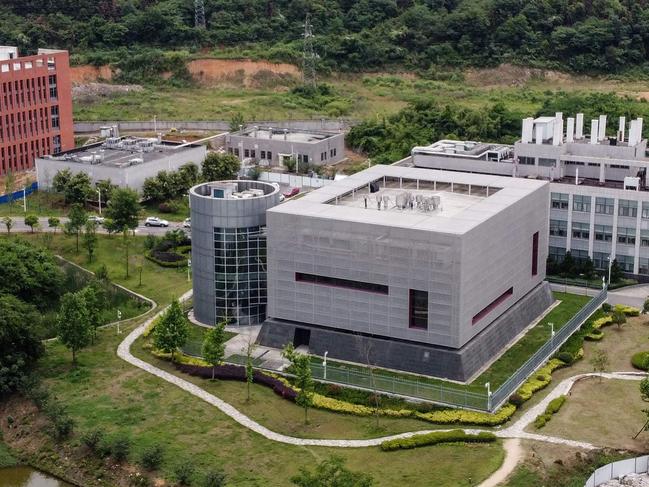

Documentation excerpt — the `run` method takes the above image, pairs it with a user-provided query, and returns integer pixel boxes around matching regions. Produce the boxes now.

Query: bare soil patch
[72,83,144,103]
[464,63,573,87]
[187,58,299,88]
[70,65,113,85]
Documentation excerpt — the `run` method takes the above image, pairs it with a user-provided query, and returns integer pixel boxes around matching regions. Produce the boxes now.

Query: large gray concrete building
[190,180,281,326]
[225,126,345,168]
[410,113,649,278]
[257,165,553,381]
[36,136,206,192]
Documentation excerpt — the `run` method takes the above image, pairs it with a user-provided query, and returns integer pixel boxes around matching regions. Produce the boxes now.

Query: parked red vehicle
[283,187,300,198]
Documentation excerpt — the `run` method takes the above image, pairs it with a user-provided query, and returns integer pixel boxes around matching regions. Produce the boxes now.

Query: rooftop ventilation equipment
[128,157,144,165]
[575,113,584,139]
[624,177,640,191]
[105,137,120,148]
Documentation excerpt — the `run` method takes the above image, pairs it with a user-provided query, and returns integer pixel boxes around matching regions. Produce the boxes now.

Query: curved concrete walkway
[116,294,647,484]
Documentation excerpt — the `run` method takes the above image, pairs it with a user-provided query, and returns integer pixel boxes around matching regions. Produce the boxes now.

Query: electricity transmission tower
[195,0,206,29]
[302,13,317,87]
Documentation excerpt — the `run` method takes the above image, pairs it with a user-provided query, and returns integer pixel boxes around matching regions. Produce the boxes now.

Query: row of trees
[546,252,624,283]
[142,153,240,203]
[52,169,116,206]
[6,0,649,74]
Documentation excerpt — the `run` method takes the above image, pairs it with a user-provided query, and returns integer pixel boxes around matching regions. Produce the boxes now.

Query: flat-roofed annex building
[258,165,554,381]
[225,126,345,168]
[0,46,74,175]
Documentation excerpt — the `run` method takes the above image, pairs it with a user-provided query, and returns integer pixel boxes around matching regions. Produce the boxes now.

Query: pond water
[0,467,72,487]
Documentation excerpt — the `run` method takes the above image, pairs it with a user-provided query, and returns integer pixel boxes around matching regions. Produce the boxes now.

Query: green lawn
[181,323,236,357]
[16,233,192,307]
[0,191,68,218]
[35,313,505,486]
[142,197,190,223]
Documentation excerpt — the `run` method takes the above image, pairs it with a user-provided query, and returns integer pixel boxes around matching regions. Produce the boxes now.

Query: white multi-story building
[410,113,649,278]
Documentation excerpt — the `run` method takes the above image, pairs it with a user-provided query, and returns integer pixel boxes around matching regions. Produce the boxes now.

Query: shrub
[516,359,565,401]
[111,434,131,462]
[95,264,109,281]
[508,393,524,407]
[631,351,649,370]
[140,444,164,471]
[534,395,566,429]
[585,330,604,341]
[128,472,151,487]
[380,430,496,451]
[415,403,516,426]
[556,351,574,364]
[644,298,649,314]
[614,304,640,317]
[52,415,74,440]
[201,469,226,487]
[158,201,178,213]
[145,250,187,268]
[174,462,195,486]
[601,303,612,313]
[82,429,104,451]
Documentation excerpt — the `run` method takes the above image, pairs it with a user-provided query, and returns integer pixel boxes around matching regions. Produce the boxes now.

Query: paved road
[7,216,188,236]
[549,281,649,309]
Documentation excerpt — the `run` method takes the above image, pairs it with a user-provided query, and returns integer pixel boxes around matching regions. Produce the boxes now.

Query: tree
[104,188,140,278]
[610,258,623,283]
[358,338,380,428]
[83,221,98,263]
[0,294,44,398]
[229,112,245,132]
[201,152,240,182]
[153,299,189,362]
[64,172,93,204]
[133,254,145,287]
[590,349,609,381]
[2,216,13,235]
[282,343,314,424]
[81,283,103,344]
[57,291,91,364]
[202,322,227,380]
[65,203,88,253]
[244,338,256,401]
[48,217,60,233]
[24,214,39,233]
[612,309,627,329]
[52,168,73,193]
[291,456,374,487]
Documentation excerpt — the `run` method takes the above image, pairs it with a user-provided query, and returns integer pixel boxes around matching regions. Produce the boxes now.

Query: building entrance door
[293,328,311,348]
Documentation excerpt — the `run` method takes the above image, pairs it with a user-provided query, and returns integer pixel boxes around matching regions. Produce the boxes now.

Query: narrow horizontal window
[472,287,513,325]
[295,272,388,295]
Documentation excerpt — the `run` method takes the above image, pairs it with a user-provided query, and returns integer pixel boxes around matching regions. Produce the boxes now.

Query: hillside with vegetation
[4,0,649,76]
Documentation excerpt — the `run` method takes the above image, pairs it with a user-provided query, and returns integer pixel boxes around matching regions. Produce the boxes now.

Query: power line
[195,0,206,29]
[302,13,317,87]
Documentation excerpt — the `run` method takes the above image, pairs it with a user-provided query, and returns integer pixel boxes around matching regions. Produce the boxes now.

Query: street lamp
[548,322,555,337]
[187,259,192,282]
[117,309,122,334]
[607,255,613,286]
[23,186,27,213]
[96,188,102,215]
[485,382,492,411]
[323,351,328,380]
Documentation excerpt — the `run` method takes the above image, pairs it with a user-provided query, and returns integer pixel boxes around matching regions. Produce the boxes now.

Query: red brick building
[0,47,74,175]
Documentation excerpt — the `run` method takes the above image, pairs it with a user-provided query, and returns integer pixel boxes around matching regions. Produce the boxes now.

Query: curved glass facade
[214,225,267,325]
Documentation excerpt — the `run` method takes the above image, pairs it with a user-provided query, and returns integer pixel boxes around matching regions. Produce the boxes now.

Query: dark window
[295,272,388,295]
[532,231,539,276]
[472,288,513,325]
[409,289,428,329]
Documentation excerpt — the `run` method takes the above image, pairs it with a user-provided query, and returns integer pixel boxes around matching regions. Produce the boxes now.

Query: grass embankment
[73,71,649,123]
[0,438,17,468]
[0,192,68,218]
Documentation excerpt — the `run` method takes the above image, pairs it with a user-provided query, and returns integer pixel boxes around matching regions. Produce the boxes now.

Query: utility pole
[195,0,206,29]
[302,13,317,87]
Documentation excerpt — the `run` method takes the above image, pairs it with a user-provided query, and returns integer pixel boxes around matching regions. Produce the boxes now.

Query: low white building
[36,137,206,191]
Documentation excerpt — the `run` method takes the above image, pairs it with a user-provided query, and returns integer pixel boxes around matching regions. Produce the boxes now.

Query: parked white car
[144,216,169,227]
[183,218,191,228]
[88,216,105,225]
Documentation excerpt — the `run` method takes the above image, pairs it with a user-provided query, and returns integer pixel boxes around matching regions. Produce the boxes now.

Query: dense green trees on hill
[4,0,649,74]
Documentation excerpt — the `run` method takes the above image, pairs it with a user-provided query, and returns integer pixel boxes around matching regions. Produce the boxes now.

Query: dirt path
[478,438,523,487]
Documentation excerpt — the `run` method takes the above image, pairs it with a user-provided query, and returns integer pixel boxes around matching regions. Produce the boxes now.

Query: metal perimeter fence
[285,287,607,412]
[584,455,649,487]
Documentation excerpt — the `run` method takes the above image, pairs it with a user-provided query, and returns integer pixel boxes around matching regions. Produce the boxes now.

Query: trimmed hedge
[380,430,496,451]
[631,351,649,371]
[415,403,516,426]
[585,330,604,341]
[534,395,566,429]
[175,363,297,401]
[592,316,613,329]
[615,304,640,317]
[145,250,187,268]
[516,359,565,401]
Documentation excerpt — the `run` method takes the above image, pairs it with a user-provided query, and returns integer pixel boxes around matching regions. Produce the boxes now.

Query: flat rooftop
[271,165,548,234]
[42,137,200,168]
[232,127,339,143]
